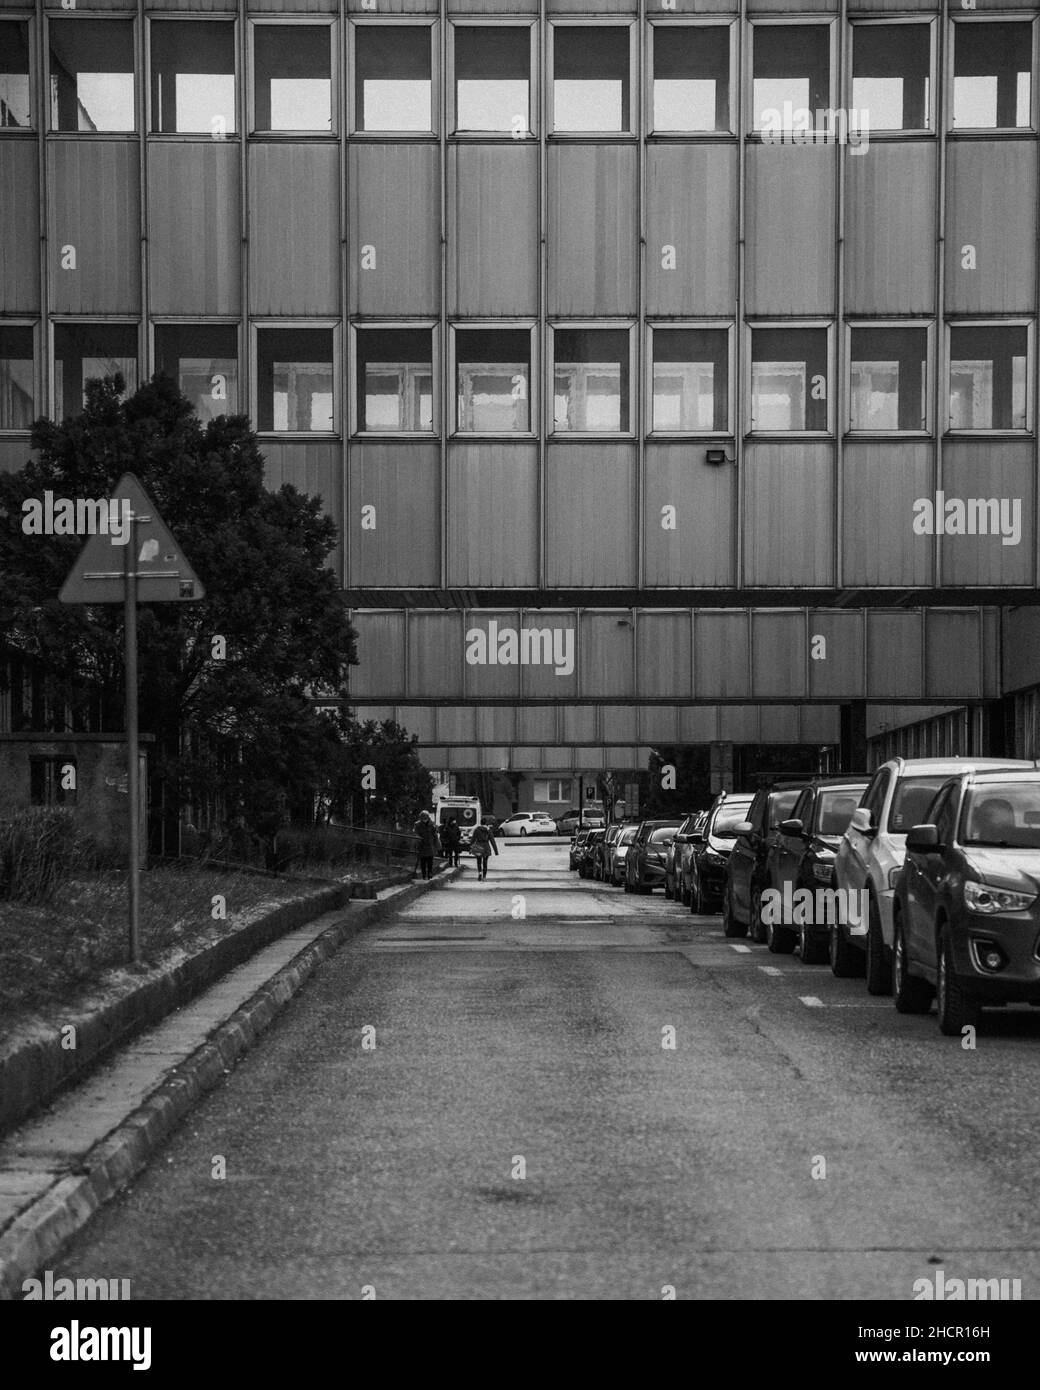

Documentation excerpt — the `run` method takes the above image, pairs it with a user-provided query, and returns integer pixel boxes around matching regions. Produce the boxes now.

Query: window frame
[844,319,933,437]
[548,20,637,139]
[49,317,141,421]
[448,19,537,141]
[746,320,834,437]
[350,319,438,439]
[150,318,242,422]
[944,317,1034,436]
[348,17,438,140]
[948,15,1038,136]
[147,16,239,140]
[0,318,38,434]
[846,16,936,140]
[747,17,836,142]
[647,18,737,139]
[449,321,537,439]
[252,319,340,438]
[248,16,337,139]
[0,15,35,135]
[547,319,636,440]
[646,320,734,438]
[45,13,138,138]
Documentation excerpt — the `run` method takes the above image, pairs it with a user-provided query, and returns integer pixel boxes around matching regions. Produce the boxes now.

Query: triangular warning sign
[59,474,204,604]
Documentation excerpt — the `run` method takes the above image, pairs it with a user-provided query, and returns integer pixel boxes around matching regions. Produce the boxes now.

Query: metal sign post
[124,511,141,963]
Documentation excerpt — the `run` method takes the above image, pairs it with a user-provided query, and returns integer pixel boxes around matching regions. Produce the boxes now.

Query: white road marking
[800,995,825,1008]
[758,966,783,977]
[729,944,752,954]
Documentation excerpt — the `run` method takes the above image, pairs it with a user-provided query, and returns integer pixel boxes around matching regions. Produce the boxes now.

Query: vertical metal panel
[350,611,407,699]
[0,142,39,311]
[445,443,539,588]
[799,705,841,743]
[758,706,801,742]
[574,747,606,770]
[545,444,637,586]
[746,144,834,315]
[807,610,865,699]
[448,143,538,316]
[519,706,560,745]
[408,611,464,698]
[347,0,437,11]
[866,612,923,700]
[460,610,523,699]
[519,608,579,698]
[148,142,240,315]
[925,612,984,702]
[742,442,835,588]
[845,142,936,314]
[541,745,575,770]
[262,440,344,581]
[751,611,806,698]
[750,0,835,9]
[475,706,516,743]
[602,705,638,743]
[145,0,231,9]
[478,745,512,768]
[719,707,761,743]
[639,706,678,743]
[437,706,476,743]
[348,143,439,316]
[678,706,719,742]
[694,611,749,699]
[448,0,533,12]
[841,440,934,588]
[645,144,736,317]
[248,143,338,315]
[250,0,336,11]
[635,611,692,698]
[48,142,141,313]
[393,705,438,741]
[1004,608,1040,693]
[347,442,440,587]
[940,440,1035,588]
[643,443,737,588]
[945,142,1037,313]
[580,611,634,700]
[547,143,638,316]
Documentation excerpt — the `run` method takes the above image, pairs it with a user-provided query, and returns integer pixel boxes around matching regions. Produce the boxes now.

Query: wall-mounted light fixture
[705,448,733,466]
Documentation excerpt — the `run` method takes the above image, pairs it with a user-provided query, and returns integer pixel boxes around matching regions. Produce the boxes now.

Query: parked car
[625,819,683,893]
[577,828,606,878]
[593,822,624,881]
[833,757,1033,991]
[764,777,870,960]
[499,811,558,838]
[604,823,639,885]
[723,782,804,943]
[569,828,592,869]
[556,808,605,835]
[664,812,703,901]
[689,792,754,920]
[893,769,1040,1034]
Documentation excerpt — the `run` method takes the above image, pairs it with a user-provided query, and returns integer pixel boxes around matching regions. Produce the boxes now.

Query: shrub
[0,808,92,903]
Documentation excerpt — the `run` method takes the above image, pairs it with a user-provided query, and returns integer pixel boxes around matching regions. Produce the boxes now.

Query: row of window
[1,17,1035,137]
[1,321,1032,436]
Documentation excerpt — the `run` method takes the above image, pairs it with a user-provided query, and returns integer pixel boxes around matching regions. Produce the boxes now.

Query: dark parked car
[593,822,624,881]
[569,828,592,870]
[625,819,683,893]
[604,823,639,886]
[690,792,754,919]
[893,769,1040,1035]
[723,783,803,943]
[577,828,606,878]
[763,777,869,959]
[664,812,701,901]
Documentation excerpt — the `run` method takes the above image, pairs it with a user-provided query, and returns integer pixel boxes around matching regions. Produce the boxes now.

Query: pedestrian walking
[441,817,462,867]
[469,821,498,880]
[412,810,439,880]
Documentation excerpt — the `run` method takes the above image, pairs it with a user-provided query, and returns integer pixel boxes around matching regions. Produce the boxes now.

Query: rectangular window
[257,328,333,432]
[652,25,729,133]
[356,327,433,433]
[553,328,629,433]
[953,22,1032,130]
[553,26,630,133]
[53,323,137,419]
[849,326,927,432]
[652,327,728,432]
[155,325,238,423]
[949,324,1027,431]
[49,19,135,133]
[151,21,235,135]
[254,25,331,132]
[750,327,828,432]
[0,326,34,430]
[455,26,529,135]
[30,756,77,808]
[851,24,931,132]
[534,778,571,803]
[752,24,830,133]
[0,21,31,129]
[455,328,530,433]
[355,25,432,133]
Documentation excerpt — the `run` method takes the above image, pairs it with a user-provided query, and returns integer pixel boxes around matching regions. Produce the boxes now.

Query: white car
[498,812,558,838]
[833,756,1034,993]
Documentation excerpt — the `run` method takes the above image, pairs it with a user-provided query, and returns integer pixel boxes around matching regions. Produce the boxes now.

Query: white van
[433,796,481,845]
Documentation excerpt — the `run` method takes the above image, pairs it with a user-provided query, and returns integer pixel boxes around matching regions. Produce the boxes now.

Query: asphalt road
[51,843,1040,1300]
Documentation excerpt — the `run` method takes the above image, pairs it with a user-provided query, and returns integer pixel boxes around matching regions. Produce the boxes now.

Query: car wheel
[749,886,768,945]
[679,876,691,907]
[830,918,866,978]
[722,885,746,938]
[893,914,933,1015]
[520,827,527,837]
[766,913,796,955]
[865,893,893,996]
[799,920,829,966]
[937,927,980,1037]
[689,874,703,915]
[623,875,632,893]
[664,876,674,901]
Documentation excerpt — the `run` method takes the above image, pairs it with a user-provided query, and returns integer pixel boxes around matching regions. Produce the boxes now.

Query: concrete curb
[0,866,460,1301]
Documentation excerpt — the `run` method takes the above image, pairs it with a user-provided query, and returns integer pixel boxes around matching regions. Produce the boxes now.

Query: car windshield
[960,784,1040,848]
[816,788,867,836]
[712,803,753,838]
[887,777,952,833]
[618,827,637,844]
[767,790,800,826]
[649,826,677,843]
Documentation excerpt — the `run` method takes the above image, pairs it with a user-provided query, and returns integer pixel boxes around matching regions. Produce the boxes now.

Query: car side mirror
[733,821,753,836]
[905,824,940,853]
[850,808,875,835]
[779,818,805,837]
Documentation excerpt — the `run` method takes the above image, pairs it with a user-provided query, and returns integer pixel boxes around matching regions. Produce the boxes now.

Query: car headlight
[812,863,834,883]
[964,881,1036,914]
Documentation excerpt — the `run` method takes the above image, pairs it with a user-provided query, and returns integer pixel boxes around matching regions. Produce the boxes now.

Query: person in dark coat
[440,816,462,867]
[413,811,439,880]
[469,821,499,881]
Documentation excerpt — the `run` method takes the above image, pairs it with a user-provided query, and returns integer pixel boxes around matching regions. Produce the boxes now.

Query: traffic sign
[59,473,204,605]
